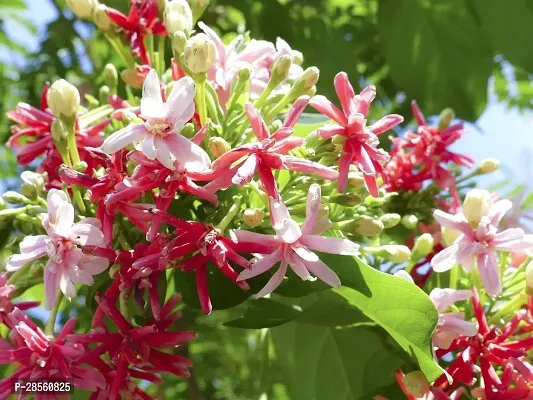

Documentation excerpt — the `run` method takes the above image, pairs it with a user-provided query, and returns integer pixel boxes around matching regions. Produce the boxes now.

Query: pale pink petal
[302,258,341,288]
[291,244,319,262]
[477,252,501,296]
[238,40,276,64]
[141,135,157,160]
[164,133,211,173]
[283,156,339,180]
[270,198,302,243]
[59,273,76,300]
[166,76,196,125]
[79,255,109,275]
[333,72,355,119]
[69,269,94,285]
[351,85,376,116]
[411,100,427,126]
[301,183,321,235]
[429,288,473,312]
[254,261,288,298]
[286,251,314,281]
[433,210,469,233]
[283,96,310,128]
[300,235,359,256]
[46,189,68,226]
[237,249,282,281]
[431,244,460,272]
[309,95,348,126]
[154,136,174,170]
[70,221,105,246]
[19,235,48,253]
[440,313,478,337]
[100,124,147,154]
[370,114,404,135]
[488,199,513,226]
[316,125,345,139]
[54,202,75,237]
[245,103,269,141]
[140,69,165,119]
[337,153,352,192]
[232,153,258,185]
[6,248,47,271]
[456,241,483,272]
[232,229,279,248]
[44,262,60,310]
[394,270,414,283]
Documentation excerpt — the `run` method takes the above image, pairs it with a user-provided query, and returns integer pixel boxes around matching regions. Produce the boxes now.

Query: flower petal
[309,95,348,126]
[47,189,68,226]
[433,210,469,233]
[141,135,157,160]
[237,249,282,281]
[141,69,165,119]
[44,261,61,310]
[302,258,341,288]
[19,235,48,254]
[333,72,355,119]
[60,273,76,300]
[166,76,196,125]
[154,136,174,170]
[370,114,404,135]
[488,199,512,226]
[429,288,473,312]
[71,221,105,246]
[270,198,302,243]
[164,133,211,173]
[431,244,460,272]
[232,153,258,186]
[477,252,501,297]
[6,248,47,272]
[291,244,319,262]
[316,125,345,139]
[283,96,309,128]
[245,103,269,141]
[300,183,321,235]
[232,230,279,249]
[300,235,360,256]
[100,124,147,154]
[283,156,338,181]
[254,261,288,298]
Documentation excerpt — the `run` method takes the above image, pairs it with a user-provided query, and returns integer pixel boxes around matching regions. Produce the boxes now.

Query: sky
[2,0,533,193]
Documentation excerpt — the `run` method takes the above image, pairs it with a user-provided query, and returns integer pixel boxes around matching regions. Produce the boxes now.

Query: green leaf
[324,254,443,382]
[271,322,407,400]
[378,0,493,120]
[224,298,302,328]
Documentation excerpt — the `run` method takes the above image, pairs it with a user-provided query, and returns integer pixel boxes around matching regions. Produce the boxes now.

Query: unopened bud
[270,120,283,132]
[402,371,431,398]
[3,191,29,205]
[208,137,231,158]
[364,196,385,207]
[104,64,118,91]
[290,67,319,95]
[348,171,365,187]
[180,123,196,139]
[47,79,80,118]
[120,69,143,88]
[331,194,361,207]
[243,208,265,227]
[292,50,303,65]
[74,161,88,172]
[20,183,37,200]
[438,108,455,130]
[164,0,193,35]
[94,4,112,31]
[0,208,23,221]
[66,0,97,19]
[172,31,188,56]
[270,55,292,87]
[51,118,69,142]
[99,85,110,105]
[366,245,411,263]
[354,216,384,236]
[412,233,434,260]
[463,189,492,225]
[442,226,461,247]
[380,213,401,229]
[238,66,252,81]
[401,214,418,230]
[181,33,216,74]
[478,157,500,174]
[526,261,533,296]
[21,171,44,189]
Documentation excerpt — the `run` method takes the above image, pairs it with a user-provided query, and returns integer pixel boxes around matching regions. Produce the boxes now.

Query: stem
[7,262,31,285]
[72,188,86,214]
[147,35,155,67]
[254,84,275,109]
[489,293,526,323]
[216,196,242,232]
[45,292,63,336]
[106,34,135,67]
[449,265,458,289]
[157,36,166,77]
[264,92,292,122]
[195,79,208,126]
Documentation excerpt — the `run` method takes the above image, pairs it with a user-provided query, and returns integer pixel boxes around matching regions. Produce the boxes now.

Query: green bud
[21,171,45,189]
[441,226,461,247]
[94,4,112,31]
[51,118,69,142]
[412,233,434,260]
[0,207,24,221]
[379,213,401,229]
[243,208,265,227]
[270,55,292,87]
[121,69,143,89]
[3,191,29,205]
[20,183,37,200]
[180,123,196,139]
[363,195,385,207]
[289,67,319,97]
[331,194,361,207]
[366,245,411,263]
[401,214,418,230]
[438,108,455,130]
[270,120,283,132]
[208,137,231,158]
[104,63,118,91]
[99,85,110,105]
[238,66,252,81]
[337,216,383,236]
[47,79,80,118]
[463,189,492,225]
[0,197,6,210]
[74,161,88,172]
[172,31,188,57]
[402,371,431,398]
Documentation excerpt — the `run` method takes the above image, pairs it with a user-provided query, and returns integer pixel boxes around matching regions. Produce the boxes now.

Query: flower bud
[331,194,361,207]
[20,183,37,200]
[74,161,88,172]
[180,122,196,139]
[51,118,69,142]
[402,371,431,398]
[290,66,319,95]
[243,208,265,227]
[463,189,492,225]
[2,191,29,205]
[269,55,292,87]
[526,260,533,296]
[364,196,385,207]
[104,63,118,91]
[366,245,411,263]
[478,157,500,174]
[380,213,401,229]
[208,137,231,158]
[21,171,45,189]
[164,0,193,35]
[412,233,434,260]
[348,171,365,187]
[99,85,110,105]
[441,226,461,247]
[0,208,23,221]
[438,108,455,130]
[66,0,97,19]
[94,4,112,31]
[47,79,80,118]
[121,69,144,88]
[172,31,188,56]
[181,33,216,74]
[354,216,384,236]
[292,50,303,65]
[401,214,418,230]
[238,66,252,81]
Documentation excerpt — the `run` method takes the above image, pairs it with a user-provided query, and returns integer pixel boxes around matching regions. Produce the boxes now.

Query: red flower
[106,0,167,65]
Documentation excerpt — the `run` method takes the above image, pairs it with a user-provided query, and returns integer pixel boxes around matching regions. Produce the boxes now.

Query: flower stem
[45,292,63,336]
[105,34,135,68]
[489,292,526,323]
[216,196,242,232]
[195,79,208,127]
[157,35,166,77]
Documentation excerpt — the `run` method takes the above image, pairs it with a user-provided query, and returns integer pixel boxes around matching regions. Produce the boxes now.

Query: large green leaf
[323,254,443,382]
[271,322,407,400]
[378,0,493,120]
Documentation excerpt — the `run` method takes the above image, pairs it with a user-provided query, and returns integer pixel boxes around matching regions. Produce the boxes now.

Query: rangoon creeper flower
[100,69,211,172]
[429,288,477,349]
[236,184,360,297]
[431,189,533,296]
[5,189,109,310]
[309,72,404,195]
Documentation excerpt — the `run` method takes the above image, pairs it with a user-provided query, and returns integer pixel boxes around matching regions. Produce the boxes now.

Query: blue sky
[2,0,533,194]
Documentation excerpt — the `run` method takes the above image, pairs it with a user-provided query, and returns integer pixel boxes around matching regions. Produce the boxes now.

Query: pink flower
[208,100,338,198]
[236,184,359,297]
[429,288,477,349]
[0,273,39,326]
[100,69,211,173]
[431,191,533,296]
[0,308,105,398]
[309,72,403,195]
[6,189,109,310]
